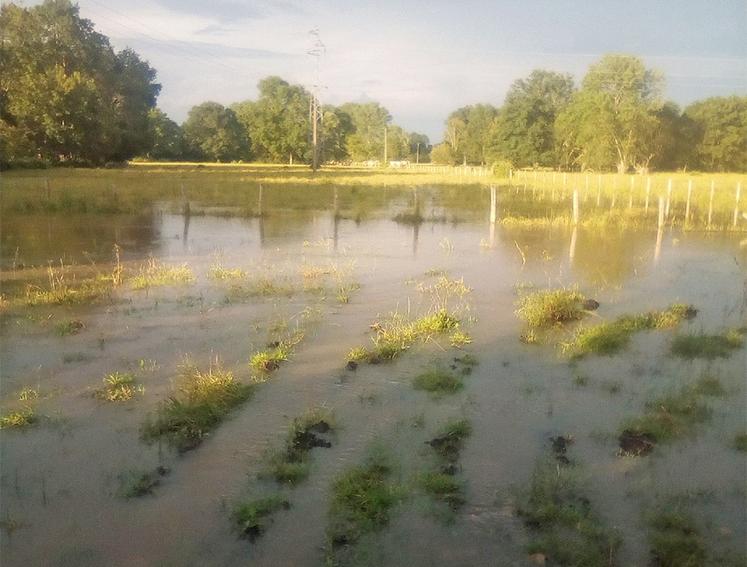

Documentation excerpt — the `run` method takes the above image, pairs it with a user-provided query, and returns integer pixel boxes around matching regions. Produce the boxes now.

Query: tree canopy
[182,102,248,162]
[0,0,160,166]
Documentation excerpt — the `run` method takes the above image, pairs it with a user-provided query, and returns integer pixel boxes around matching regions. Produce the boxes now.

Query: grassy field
[2,164,745,230]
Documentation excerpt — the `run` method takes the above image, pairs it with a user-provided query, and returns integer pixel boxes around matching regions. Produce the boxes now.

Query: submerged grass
[419,472,465,510]
[94,372,143,402]
[261,407,335,486]
[619,376,725,453]
[515,288,587,328]
[117,467,169,498]
[232,494,290,541]
[54,318,85,336]
[647,508,707,567]
[561,303,696,359]
[412,368,463,395]
[327,448,402,549]
[141,361,253,452]
[130,258,195,290]
[517,457,621,566]
[670,329,744,360]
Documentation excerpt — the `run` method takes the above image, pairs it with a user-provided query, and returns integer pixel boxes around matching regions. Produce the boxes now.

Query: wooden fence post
[572,188,580,226]
[685,179,692,223]
[665,178,672,218]
[657,195,665,231]
[708,180,715,228]
[645,177,651,214]
[490,185,497,224]
[258,184,264,217]
[734,182,742,228]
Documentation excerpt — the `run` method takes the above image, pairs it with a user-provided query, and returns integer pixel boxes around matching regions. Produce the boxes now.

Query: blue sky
[25,0,747,140]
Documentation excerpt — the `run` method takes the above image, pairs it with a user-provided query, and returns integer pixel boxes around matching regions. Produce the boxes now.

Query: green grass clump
[94,372,143,402]
[141,363,253,452]
[413,369,463,395]
[261,408,335,485]
[232,494,290,540]
[23,279,110,306]
[249,331,304,377]
[516,288,586,328]
[0,407,37,429]
[671,329,744,360]
[207,262,247,281]
[732,433,747,452]
[327,450,401,548]
[428,419,472,462]
[228,278,296,299]
[621,376,724,448]
[54,319,85,336]
[517,458,621,566]
[131,258,195,290]
[118,468,168,498]
[648,509,706,567]
[561,303,696,359]
[348,309,461,365]
[419,472,465,510]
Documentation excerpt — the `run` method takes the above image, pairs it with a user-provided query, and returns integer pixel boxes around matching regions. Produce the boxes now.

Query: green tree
[683,96,747,171]
[490,70,574,167]
[321,105,354,162]
[146,108,183,160]
[182,102,248,162]
[0,0,160,165]
[407,132,431,163]
[442,105,498,165]
[555,54,663,172]
[340,102,391,161]
[431,142,458,165]
[232,76,309,163]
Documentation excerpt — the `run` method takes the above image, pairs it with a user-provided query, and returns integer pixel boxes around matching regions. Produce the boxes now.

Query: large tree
[441,105,499,165]
[555,54,663,172]
[232,77,310,163]
[683,96,747,171]
[182,102,248,162]
[0,0,160,166]
[490,70,574,167]
[146,108,183,161]
[340,102,391,161]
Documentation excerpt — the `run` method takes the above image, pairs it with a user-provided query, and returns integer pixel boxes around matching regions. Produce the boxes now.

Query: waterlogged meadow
[1,166,745,567]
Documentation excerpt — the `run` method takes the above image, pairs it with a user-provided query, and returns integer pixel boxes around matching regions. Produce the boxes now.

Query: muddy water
[1,184,745,567]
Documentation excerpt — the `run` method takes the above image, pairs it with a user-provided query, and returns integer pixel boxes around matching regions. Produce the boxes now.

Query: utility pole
[383,126,388,166]
[416,142,420,164]
[307,29,325,171]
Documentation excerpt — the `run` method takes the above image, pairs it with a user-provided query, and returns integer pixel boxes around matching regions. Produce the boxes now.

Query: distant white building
[388,160,410,168]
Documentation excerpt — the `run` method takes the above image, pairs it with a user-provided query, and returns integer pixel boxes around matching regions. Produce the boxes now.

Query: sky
[21,0,747,141]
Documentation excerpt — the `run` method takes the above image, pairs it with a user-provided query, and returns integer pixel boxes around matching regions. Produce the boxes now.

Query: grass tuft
[516,288,586,329]
[348,309,462,365]
[0,407,37,429]
[249,331,304,377]
[94,372,143,402]
[232,494,290,541]
[561,303,697,359]
[419,472,465,510]
[619,376,725,454]
[141,362,253,452]
[118,467,169,498]
[131,258,195,290]
[648,508,706,567]
[261,407,335,485]
[54,319,85,336]
[670,329,744,360]
[327,449,401,548]
[517,457,621,566]
[412,368,463,395]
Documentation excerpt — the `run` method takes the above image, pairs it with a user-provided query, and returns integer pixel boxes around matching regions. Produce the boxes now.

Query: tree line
[1,1,744,172]
[432,58,746,172]
[0,0,430,168]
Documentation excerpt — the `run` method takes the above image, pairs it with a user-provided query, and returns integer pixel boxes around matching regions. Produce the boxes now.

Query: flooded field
[1,168,746,567]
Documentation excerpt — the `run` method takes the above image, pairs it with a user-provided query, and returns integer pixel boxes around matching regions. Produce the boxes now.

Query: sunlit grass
[0,407,37,429]
[348,309,462,364]
[249,330,304,377]
[94,372,143,402]
[516,288,587,329]
[412,369,463,395]
[141,361,253,452]
[232,494,290,540]
[130,258,195,290]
